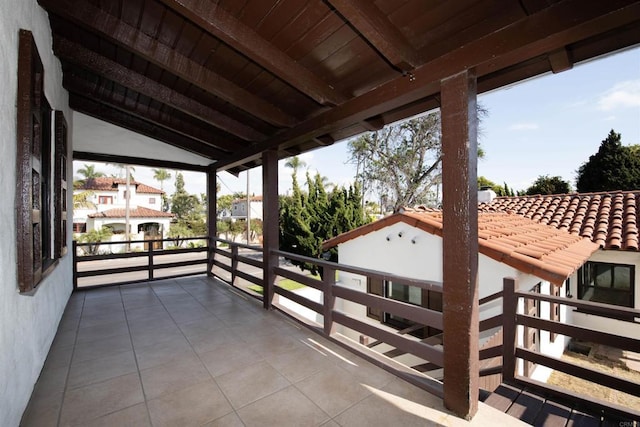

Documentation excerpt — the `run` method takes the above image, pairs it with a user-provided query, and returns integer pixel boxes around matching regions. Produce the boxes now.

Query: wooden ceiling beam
[54,37,266,142]
[74,151,209,172]
[326,0,421,71]
[63,74,243,152]
[157,0,347,106]
[70,95,230,160]
[548,47,573,73]
[215,0,639,171]
[39,0,296,128]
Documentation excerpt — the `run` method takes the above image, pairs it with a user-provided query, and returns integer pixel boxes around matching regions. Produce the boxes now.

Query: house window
[16,29,65,292]
[149,197,156,204]
[578,262,634,308]
[381,280,442,338]
[73,223,86,233]
[98,196,113,204]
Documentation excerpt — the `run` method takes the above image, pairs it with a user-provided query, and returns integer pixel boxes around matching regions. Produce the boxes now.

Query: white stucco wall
[0,2,73,426]
[334,221,570,381]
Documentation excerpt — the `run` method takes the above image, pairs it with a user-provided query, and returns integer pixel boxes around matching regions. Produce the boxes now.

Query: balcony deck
[22,276,522,426]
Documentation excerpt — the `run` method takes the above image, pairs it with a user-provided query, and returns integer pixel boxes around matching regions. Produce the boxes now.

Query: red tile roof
[88,207,174,219]
[480,191,640,251]
[78,177,164,194]
[323,209,599,286]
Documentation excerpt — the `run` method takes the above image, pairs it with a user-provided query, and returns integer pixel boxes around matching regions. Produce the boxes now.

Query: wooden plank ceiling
[38,0,640,174]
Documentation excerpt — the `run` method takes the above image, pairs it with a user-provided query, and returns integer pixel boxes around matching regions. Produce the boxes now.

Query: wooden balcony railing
[72,237,640,419]
[502,277,640,421]
[73,237,208,289]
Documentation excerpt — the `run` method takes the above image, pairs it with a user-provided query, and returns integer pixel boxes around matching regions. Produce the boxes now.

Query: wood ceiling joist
[63,74,243,152]
[214,0,640,171]
[74,151,209,172]
[548,48,573,73]
[70,95,229,160]
[54,37,265,142]
[326,0,421,71]
[39,0,297,128]
[157,0,347,107]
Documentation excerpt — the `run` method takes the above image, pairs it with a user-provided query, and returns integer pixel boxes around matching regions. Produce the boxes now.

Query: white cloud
[508,122,539,131]
[597,79,640,111]
[603,115,616,121]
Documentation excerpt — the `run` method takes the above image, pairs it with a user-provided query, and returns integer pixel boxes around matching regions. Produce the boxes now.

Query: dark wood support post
[148,243,154,280]
[441,69,479,420]
[502,277,517,384]
[72,240,78,290]
[323,266,336,336]
[206,167,217,277]
[262,149,279,309]
[231,244,238,286]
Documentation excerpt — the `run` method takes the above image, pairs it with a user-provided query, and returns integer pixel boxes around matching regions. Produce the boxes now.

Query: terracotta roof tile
[324,210,599,286]
[78,177,164,194]
[480,191,640,251]
[88,206,174,218]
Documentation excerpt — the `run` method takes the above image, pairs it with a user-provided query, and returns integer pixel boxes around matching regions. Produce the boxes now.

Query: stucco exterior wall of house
[0,2,73,425]
[566,250,640,340]
[334,221,569,381]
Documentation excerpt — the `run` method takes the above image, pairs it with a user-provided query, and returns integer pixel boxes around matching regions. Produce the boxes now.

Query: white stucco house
[323,190,640,382]
[74,177,173,238]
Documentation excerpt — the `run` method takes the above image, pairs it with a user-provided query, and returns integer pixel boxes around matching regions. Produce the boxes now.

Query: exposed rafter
[157,0,347,107]
[326,0,421,71]
[39,0,297,128]
[74,151,209,172]
[548,47,573,73]
[215,0,640,171]
[70,95,230,160]
[63,74,243,152]
[55,38,266,142]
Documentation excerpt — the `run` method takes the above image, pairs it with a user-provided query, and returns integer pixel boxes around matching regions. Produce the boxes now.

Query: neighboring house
[322,190,640,382]
[480,190,640,339]
[230,195,263,221]
[74,177,172,237]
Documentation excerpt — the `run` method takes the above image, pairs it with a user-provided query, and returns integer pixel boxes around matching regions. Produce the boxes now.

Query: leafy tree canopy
[478,176,516,197]
[576,130,640,192]
[349,108,486,210]
[525,175,571,195]
[280,172,368,276]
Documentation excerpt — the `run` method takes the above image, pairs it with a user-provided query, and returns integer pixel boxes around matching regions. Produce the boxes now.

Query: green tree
[477,176,515,196]
[73,190,96,209]
[284,156,307,178]
[170,173,199,220]
[167,222,193,247]
[153,168,172,212]
[348,109,486,210]
[280,172,368,275]
[576,130,640,192]
[78,227,113,255]
[75,164,105,186]
[525,175,571,195]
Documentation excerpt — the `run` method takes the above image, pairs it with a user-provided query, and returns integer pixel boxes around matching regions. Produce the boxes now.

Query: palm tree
[284,156,306,178]
[72,191,96,210]
[76,164,105,187]
[152,168,172,191]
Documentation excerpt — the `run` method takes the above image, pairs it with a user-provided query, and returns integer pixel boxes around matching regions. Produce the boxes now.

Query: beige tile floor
[21,276,524,426]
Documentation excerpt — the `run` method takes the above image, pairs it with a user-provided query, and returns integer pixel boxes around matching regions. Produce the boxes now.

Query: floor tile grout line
[119,282,155,426]
[147,277,241,424]
[55,289,86,427]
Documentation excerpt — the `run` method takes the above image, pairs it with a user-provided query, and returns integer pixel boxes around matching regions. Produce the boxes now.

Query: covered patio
[21,275,520,426]
[3,0,640,425]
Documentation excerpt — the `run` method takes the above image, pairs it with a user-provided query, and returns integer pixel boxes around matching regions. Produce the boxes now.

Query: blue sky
[218,45,639,198]
[78,46,639,199]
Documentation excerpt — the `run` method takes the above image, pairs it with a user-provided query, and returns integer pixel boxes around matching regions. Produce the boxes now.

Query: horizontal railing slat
[479,314,502,332]
[274,267,323,290]
[479,345,502,360]
[275,286,323,314]
[333,311,444,366]
[515,347,640,397]
[236,254,263,269]
[333,285,443,330]
[517,314,640,353]
[235,269,262,286]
